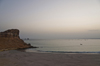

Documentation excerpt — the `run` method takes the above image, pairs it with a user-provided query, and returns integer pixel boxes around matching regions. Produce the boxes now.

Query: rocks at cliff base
[0,29,37,51]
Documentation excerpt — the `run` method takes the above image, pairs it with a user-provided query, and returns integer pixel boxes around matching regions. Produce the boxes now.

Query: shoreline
[20,48,100,54]
[0,50,100,66]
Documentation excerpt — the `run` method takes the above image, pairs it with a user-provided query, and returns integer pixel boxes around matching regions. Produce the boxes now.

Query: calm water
[24,39,100,53]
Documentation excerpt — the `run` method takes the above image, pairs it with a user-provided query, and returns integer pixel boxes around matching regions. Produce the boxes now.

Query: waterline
[24,39,100,54]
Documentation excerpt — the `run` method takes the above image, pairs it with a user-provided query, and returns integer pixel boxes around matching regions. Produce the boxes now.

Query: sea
[24,39,100,54]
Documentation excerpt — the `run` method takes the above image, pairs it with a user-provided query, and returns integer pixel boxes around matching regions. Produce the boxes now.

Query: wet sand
[0,50,100,66]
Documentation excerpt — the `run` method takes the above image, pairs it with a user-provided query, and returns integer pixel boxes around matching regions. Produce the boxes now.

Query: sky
[0,0,100,39]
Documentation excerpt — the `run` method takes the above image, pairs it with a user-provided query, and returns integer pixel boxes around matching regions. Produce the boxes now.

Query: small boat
[80,44,82,45]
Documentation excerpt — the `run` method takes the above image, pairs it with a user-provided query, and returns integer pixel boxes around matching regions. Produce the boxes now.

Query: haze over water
[0,0,100,53]
[0,0,100,39]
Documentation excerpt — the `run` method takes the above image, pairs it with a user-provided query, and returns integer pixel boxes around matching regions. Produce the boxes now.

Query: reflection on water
[24,39,100,53]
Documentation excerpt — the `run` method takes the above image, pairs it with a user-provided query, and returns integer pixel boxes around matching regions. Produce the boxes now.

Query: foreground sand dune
[0,50,100,66]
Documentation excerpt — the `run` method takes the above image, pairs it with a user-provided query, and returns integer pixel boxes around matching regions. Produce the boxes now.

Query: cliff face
[0,29,19,38]
[0,29,34,51]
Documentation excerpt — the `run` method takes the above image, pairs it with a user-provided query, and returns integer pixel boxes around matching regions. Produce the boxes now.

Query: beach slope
[0,50,100,66]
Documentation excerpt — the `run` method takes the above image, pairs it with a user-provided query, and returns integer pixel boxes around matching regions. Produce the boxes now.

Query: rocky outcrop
[0,29,19,38]
[0,29,37,51]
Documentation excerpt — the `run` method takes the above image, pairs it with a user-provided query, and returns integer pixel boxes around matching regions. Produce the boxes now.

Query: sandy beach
[0,50,100,66]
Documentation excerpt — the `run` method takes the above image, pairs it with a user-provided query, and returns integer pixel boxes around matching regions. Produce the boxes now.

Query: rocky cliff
[0,29,36,51]
[0,29,19,38]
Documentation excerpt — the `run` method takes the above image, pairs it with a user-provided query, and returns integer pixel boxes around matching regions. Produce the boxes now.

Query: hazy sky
[0,0,100,39]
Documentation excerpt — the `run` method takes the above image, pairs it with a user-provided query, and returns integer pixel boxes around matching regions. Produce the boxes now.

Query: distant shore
[0,50,100,66]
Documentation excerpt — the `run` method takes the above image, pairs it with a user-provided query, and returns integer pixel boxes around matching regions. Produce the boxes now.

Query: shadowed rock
[0,29,37,51]
[0,29,19,38]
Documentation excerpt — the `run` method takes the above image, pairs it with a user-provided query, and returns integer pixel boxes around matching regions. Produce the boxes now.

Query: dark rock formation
[0,29,37,51]
[0,29,19,38]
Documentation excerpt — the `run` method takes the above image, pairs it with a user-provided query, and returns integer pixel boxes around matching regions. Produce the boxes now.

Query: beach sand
[0,50,100,66]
